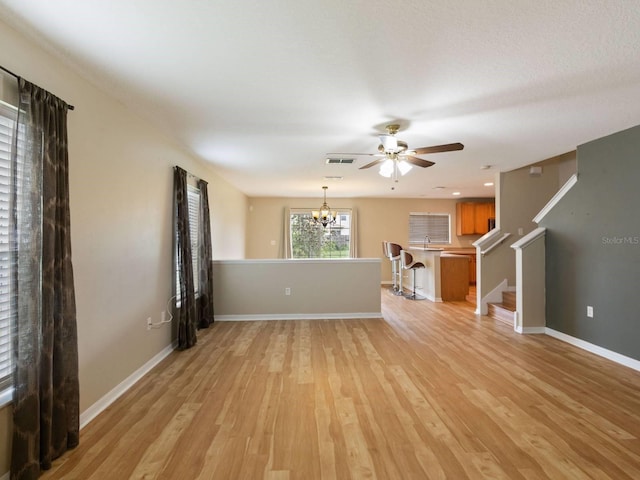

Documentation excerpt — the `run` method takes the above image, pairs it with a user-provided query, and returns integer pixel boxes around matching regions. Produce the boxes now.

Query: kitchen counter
[406,248,443,302]
[404,248,473,302]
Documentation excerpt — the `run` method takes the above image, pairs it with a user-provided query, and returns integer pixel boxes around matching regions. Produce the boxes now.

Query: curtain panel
[282,207,292,258]
[11,79,79,480]
[173,167,198,349]
[196,179,214,328]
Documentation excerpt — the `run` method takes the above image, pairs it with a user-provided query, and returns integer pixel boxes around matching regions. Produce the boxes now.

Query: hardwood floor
[42,289,640,479]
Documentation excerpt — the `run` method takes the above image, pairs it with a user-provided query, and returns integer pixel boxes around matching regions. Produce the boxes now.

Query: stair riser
[488,304,514,325]
[501,291,517,310]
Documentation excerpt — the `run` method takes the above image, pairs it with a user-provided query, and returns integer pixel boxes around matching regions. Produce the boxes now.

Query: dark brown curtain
[197,179,214,328]
[173,167,197,349]
[11,79,79,479]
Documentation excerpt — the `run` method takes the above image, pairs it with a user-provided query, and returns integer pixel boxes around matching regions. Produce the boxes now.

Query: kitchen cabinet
[440,254,470,301]
[444,248,476,285]
[456,202,495,236]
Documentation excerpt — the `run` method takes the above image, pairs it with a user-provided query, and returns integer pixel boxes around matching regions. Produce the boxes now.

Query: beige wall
[246,196,490,282]
[213,259,381,318]
[480,151,576,297]
[500,152,576,240]
[0,18,247,476]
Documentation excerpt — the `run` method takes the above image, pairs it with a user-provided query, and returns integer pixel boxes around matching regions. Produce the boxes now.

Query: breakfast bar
[405,247,471,302]
[405,247,444,302]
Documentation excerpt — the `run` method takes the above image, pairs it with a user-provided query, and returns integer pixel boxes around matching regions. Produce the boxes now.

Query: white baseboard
[79,342,176,429]
[215,312,382,321]
[412,287,442,303]
[515,326,546,334]
[546,328,640,372]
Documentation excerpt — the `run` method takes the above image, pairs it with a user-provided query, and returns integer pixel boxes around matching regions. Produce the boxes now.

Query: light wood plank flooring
[42,288,640,479]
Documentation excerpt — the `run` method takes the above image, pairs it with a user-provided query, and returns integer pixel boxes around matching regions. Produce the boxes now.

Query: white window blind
[409,213,451,244]
[176,184,200,305]
[0,101,17,393]
[188,185,200,294]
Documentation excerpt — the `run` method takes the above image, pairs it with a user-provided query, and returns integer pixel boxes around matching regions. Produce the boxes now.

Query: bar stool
[387,242,404,295]
[401,250,426,300]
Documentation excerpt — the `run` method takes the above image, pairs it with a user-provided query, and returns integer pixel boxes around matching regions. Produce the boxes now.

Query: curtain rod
[1,64,75,111]
[175,165,202,182]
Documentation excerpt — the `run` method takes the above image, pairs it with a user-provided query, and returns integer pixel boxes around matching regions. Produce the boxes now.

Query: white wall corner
[79,342,176,429]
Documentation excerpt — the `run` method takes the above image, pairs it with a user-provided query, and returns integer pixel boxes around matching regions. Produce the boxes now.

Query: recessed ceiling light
[433,186,446,190]
[484,182,494,186]
[480,165,492,170]
[452,191,461,196]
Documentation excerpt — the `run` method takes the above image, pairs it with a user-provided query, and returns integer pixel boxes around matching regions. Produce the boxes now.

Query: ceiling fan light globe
[379,159,394,177]
[398,160,413,176]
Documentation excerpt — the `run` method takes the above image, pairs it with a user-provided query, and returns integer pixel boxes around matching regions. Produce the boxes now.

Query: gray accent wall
[541,125,640,361]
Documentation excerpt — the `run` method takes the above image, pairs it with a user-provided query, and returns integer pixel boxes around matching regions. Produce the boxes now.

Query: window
[290,209,351,258]
[0,101,18,400]
[409,212,451,245]
[176,184,200,304]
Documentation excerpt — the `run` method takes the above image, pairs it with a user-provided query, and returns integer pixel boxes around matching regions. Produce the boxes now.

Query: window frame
[289,208,352,259]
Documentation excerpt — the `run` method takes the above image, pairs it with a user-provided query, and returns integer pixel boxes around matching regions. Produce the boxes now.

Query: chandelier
[312,186,336,227]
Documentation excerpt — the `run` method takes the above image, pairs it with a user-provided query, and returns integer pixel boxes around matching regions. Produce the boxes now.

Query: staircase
[488,291,516,325]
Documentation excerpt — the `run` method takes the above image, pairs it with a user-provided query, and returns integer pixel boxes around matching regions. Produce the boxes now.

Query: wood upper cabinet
[456,202,477,235]
[456,201,495,236]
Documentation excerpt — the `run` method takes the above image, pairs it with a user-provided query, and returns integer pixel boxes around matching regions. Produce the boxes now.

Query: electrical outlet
[147,317,152,330]
[587,306,594,318]
[285,287,291,296]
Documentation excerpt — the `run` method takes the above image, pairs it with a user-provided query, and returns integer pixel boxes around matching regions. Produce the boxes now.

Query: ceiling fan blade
[359,158,386,169]
[413,142,464,155]
[404,156,435,168]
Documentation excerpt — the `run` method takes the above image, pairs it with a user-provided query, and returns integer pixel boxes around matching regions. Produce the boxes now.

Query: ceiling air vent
[326,157,354,165]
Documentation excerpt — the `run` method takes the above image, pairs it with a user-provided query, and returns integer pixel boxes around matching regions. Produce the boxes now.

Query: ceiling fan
[327,124,464,181]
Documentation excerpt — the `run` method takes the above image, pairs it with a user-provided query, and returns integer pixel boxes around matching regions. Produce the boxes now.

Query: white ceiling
[2,0,640,198]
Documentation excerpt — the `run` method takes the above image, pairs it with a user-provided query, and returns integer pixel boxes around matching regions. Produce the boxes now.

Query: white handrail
[533,174,578,224]
[481,232,511,256]
[511,227,546,250]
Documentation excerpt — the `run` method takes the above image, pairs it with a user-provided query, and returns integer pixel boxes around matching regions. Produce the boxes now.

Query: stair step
[487,302,515,325]
[501,291,517,310]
